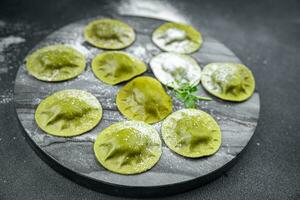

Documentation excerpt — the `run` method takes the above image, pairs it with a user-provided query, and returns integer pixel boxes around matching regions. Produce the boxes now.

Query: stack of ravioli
[27,18,255,175]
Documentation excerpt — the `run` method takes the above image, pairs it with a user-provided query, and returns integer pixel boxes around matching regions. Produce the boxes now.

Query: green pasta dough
[35,89,102,137]
[201,63,255,102]
[152,22,202,54]
[94,121,162,175]
[26,45,86,82]
[162,109,221,158]
[116,76,172,124]
[84,18,135,49]
[92,51,147,85]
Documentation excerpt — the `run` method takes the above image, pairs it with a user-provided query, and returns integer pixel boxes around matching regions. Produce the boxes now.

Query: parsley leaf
[169,82,211,108]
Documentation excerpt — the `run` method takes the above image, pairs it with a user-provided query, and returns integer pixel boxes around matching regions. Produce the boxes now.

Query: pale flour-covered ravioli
[116,76,172,124]
[94,121,162,175]
[92,51,147,85]
[26,45,86,82]
[84,18,135,49]
[152,22,202,54]
[201,63,255,102]
[35,89,102,137]
[150,52,201,88]
[162,109,221,158]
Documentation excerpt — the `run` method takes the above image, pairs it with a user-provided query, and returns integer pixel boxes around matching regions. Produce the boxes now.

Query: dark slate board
[13,15,260,197]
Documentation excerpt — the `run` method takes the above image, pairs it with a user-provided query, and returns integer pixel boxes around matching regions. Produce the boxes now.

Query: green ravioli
[26,45,86,82]
[150,52,201,88]
[201,63,255,102]
[35,89,102,137]
[116,76,172,124]
[92,51,147,85]
[84,18,135,49]
[162,109,221,158]
[94,121,162,175]
[152,22,202,54]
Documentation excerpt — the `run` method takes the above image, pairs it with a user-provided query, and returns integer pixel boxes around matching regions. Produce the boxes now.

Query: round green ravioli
[201,63,255,102]
[94,121,162,175]
[162,109,221,158]
[26,45,86,82]
[152,22,202,54]
[116,76,172,124]
[92,51,147,85]
[35,89,102,137]
[150,52,201,88]
[84,18,135,49]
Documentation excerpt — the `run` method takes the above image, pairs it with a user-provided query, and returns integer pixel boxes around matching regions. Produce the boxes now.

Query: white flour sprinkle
[0,55,4,62]
[0,66,8,74]
[127,45,146,60]
[116,0,189,24]
[263,60,268,65]
[0,95,13,104]
[0,89,13,104]
[0,20,5,27]
[0,36,25,52]
[0,36,25,74]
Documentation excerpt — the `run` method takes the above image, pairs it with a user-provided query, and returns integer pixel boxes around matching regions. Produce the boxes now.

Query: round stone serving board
[14,15,260,197]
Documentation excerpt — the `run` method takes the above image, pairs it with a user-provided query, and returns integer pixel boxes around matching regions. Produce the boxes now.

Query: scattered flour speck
[116,0,189,23]
[0,20,5,27]
[128,45,146,60]
[0,67,8,74]
[0,36,25,73]
[0,89,13,104]
[0,36,25,52]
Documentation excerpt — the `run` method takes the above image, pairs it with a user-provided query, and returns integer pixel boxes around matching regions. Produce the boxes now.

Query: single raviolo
[116,76,172,124]
[35,89,102,137]
[152,22,202,54]
[94,121,162,175]
[26,45,86,81]
[84,18,135,49]
[92,51,147,85]
[162,109,221,158]
[201,63,255,102]
[150,52,201,88]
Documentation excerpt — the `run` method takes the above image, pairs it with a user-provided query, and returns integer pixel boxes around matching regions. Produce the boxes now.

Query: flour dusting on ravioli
[94,121,162,174]
[201,63,255,102]
[26,45,86,82]
[116,76,172,124]
[35,89,102,137]
[152,22,202,54]
[162,109,221,158]
[92,51,146,85]
[84,18,135,49]
[150,52,201,88]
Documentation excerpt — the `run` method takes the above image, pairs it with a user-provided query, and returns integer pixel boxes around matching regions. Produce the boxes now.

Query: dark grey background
[0,0,299,199]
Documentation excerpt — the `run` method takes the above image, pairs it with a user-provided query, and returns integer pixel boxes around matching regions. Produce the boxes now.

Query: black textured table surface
[0,0,299,200]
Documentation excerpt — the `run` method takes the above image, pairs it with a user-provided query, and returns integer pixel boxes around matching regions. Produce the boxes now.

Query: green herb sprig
[169,82,212,108]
